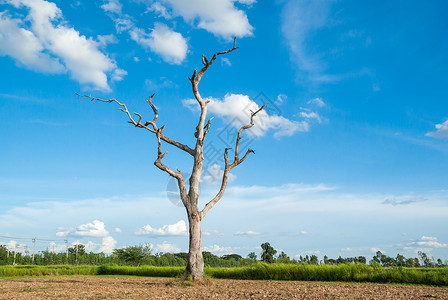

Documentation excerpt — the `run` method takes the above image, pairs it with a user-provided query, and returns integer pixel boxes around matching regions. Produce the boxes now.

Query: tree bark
[186,213,204,280]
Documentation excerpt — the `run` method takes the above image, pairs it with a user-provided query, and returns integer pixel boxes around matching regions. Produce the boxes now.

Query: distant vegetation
[1,242,446,270]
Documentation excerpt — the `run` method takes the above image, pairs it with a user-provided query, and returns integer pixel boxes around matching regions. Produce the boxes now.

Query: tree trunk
[186,214,204,280]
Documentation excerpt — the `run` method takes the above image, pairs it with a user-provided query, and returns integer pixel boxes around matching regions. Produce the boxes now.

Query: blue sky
[1,0,448,261]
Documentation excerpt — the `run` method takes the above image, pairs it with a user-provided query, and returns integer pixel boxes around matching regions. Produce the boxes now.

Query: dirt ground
[0,276,447,299]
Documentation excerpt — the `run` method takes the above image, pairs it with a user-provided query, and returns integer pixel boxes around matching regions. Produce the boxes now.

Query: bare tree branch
[75,93,195,156]
[203,117,213,142]
[188,37,239,106]
[200,104,267,219]
[233,104,267,165]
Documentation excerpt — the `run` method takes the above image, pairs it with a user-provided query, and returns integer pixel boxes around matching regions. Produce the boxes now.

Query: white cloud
[236,0,256,4]
[400,236,448,254]
[6,240,17,251]
[234,230,259,236]
[101,0,122,14]
[154,241,181,253]
[426,120,448,138]
[49,242,66,253]
[202,164,236,186]
[416,236,447,249]
[113,17,134,33]
[75,220,110,237]
[202,230,223,236]
[299,230,308,235]
[299,111,322,123]
[158,0,254,40]
[2,0,124,91]
[276,94,287,105]
[114,228,122,233]
[135,220,188,236]
[96,34,118,48]
[308,97,326,107]
[221,57,232,66]
[148,2,172,19]
[0,12,65,73]
[183,93,309,138]
[99,236,117,253]
[130,22,187,64]
[203,244,240,255]
[56,227,72,237]
[57,220,109,237]
[85,241,98,252]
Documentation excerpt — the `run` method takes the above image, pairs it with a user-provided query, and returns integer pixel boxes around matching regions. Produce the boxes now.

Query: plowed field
[1,276,447,299]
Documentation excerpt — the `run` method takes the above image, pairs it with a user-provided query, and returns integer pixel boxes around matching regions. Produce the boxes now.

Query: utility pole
[32,238,37,263]
[65,239,68,261]
[75,243,78,264]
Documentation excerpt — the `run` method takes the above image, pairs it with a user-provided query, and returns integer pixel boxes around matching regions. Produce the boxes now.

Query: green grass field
[1,263,447,286]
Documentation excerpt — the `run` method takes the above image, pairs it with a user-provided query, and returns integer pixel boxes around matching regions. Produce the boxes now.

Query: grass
[205,263,448,286]
[0,265,97,277]
[96,264,184,277]
[1,263,447,286]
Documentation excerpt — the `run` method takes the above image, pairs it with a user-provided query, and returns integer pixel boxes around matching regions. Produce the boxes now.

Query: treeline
[1,242,446,268]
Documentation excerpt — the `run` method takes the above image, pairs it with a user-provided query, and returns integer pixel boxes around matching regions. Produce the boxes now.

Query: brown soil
[0,276,447,299]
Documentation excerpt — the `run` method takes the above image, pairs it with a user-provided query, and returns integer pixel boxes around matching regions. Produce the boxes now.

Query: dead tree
[76,39,265,280]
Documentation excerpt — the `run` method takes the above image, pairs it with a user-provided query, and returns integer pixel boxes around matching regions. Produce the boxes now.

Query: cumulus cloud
[130,22,188,64]
[202,164,236,186]
[56,220,109,237]
[100,1,188,64]
[2,0,125,91]
[0,11,65,73]
[99,236,117,253]
[154,241,181,253]
[183,94,309,138]
[134,220,187,236]
[234,230,260,236]
[426,120,448,138]
[156,0,254,40]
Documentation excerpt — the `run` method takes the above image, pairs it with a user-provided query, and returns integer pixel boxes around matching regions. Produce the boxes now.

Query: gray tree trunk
[186,214,204,279]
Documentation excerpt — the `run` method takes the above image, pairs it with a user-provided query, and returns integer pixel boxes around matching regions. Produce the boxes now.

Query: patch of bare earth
[0,276,447,299]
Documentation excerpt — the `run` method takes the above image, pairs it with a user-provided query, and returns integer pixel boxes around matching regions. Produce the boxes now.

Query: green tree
[247,252,257,260]
[276,251,290,263]
[222,254,242,261]
[113,244,152,266]
[260,242,277,263]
